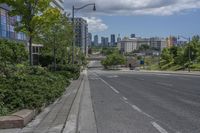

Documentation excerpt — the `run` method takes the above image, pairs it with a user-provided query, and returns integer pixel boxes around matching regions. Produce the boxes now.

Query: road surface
[88,63,200,133]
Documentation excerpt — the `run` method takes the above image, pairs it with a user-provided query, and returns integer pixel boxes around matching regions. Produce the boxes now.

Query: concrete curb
[139,70,200,76]
[77,70,97,133]
[0,109,36,129]
[62,70,86,133]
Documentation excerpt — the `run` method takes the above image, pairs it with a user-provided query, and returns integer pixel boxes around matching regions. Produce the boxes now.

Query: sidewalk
[0,74,84,133]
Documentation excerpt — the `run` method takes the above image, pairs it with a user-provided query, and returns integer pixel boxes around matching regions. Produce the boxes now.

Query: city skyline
[64,0,200,38]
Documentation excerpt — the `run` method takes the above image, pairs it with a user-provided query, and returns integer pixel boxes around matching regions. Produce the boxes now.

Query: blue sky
[64,0,200,39]
[96,10,200,38]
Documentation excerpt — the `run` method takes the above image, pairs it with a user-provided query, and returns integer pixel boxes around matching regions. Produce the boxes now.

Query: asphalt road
[88,67,200,133]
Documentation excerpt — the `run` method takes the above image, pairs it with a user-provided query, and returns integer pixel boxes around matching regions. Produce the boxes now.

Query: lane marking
[131,105,142,113]
[138,78,145,81]
[99,77,120,94]
[107,75,119,78]
[155,74,171,76]
[151,122,168,133]
[122,97,128,101]
[156,82,173,87]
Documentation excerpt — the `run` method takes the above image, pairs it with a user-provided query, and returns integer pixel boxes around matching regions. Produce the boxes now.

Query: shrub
[0,66,69,116]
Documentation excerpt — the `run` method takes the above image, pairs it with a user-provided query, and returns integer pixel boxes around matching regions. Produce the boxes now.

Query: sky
[64,0,200,39]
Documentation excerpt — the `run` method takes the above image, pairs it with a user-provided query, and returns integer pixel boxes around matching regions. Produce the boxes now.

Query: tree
[1,0,51,66]
[101,53,125,69]
[35,9,73,70]
[160,48,173,68]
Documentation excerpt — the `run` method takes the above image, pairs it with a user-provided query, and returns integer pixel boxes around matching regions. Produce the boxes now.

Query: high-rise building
[117,34,121,43]
[74,18,88,55]
[88,33,92,47]
[94,35,98,46]
[101,37,109,47]
[110,34,116,46]
[131,34,136,38]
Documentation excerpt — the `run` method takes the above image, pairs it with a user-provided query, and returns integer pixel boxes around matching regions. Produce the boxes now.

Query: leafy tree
[1,0,51,65]
[35,9,73,70]
[160,48,173,67]
[101,53,125,69]
[101,47,119,56]
[0,39,28,76]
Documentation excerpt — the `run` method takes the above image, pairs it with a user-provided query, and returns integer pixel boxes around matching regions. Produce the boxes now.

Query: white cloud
[82,17,108,32]
[64,0,200,16]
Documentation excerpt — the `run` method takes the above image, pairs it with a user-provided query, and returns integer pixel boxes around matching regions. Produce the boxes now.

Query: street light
[72,3,96,64]
[178,35,191,72]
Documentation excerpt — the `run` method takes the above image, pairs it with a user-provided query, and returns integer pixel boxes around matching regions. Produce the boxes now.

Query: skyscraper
[74,18,88,55]
[111,34,116,46]
[94,35,99,46]
[101,37,109,47]
[88,33,92,47]
[131,34,136,38]
[117,34,121,43]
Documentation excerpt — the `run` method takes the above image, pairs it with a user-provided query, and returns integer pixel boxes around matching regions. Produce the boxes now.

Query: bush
[49,64,81,80]
[101,53,125,69]
[0,66,69,116]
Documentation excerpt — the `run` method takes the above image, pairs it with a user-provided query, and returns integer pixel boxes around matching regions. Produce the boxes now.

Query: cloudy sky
[64,0,200,38]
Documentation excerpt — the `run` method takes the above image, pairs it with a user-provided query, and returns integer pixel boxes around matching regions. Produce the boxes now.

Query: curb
[139,70,200,76]
[62,71,86,133]
[0,109,36,129]
[77,71,97,133]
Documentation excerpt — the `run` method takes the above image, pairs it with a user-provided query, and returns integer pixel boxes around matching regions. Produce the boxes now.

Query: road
[88,62,200,133]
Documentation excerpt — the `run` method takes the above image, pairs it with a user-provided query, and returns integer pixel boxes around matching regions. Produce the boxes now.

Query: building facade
[0,4,26,41]
[118,37,167,54]
[166,36,177,48]
[88,33,92,47]
[50,0,64,13]
[94,35,98,46]
[118,38,138,53]
[74,18,88,56]
[117,34,121,43]
[110,34,116,46]
[101,37,109,47]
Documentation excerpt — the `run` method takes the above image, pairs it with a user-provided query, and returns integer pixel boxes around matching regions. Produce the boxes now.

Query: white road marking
[138,78,145,81]
[99,78,119,94]
[107,75,119,78]
[156,82,173,87]
[122,97,128,101]
[131,105,142,113]
[151,122,168,133]
[155,74,171,76]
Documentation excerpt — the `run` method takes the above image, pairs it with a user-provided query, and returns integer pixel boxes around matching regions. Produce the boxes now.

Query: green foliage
[101,47,119,56]
[101,53,125,69]
[2,0,53,65]
[0,66,69,116]
[159,36,200,70]
[0,39,27,65]
[35,10,73,68]
[0,40,28,76]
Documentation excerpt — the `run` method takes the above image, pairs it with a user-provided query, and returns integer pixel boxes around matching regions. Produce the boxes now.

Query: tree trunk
[29,36,33,66]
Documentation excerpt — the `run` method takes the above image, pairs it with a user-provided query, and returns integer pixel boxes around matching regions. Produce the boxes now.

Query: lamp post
[178,35,191,72]
[72,3,96,64]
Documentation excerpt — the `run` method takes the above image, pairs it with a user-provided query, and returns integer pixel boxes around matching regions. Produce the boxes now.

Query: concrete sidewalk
[62,70,97,133]
[0,74,84,133]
